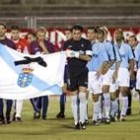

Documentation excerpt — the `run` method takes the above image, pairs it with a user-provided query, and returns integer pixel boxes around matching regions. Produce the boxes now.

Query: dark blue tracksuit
[29,39,55,118]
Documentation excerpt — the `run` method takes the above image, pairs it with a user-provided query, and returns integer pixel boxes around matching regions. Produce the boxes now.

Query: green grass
[1,96,140,140]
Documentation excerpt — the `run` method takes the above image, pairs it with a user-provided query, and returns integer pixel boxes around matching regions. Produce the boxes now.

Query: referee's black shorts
[68,67,88,91]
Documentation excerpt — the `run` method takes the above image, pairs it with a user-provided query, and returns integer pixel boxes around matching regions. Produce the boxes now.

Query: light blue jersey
[103,40,115,61]
[116,42,134,68]
[134,43,140,68]
[110,43,122,70]
[87,42,109,72]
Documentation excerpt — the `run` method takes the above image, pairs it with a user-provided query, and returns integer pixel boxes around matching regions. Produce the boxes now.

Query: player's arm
[96,61,109,78]
[112,61,121,82]
[128,44,135,80]
[129,59,135,80]
[78,50,92,61]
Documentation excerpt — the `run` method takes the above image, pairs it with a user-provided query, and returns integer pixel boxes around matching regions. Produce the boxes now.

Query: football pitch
[0,96,140,140]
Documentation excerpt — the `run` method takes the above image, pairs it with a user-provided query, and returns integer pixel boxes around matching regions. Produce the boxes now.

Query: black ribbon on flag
[14,56,47,67]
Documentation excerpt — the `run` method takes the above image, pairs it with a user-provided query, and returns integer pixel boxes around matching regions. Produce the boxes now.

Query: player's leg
[136,69,140,114]
[56,84,67,118]
[119,87,129,121]
[6,99,13,124]
[78,68,89,129]
[57,65,68,118]
[42,95,49,120]
[69,72,79,129]
[33,97,41,119]
[88,71,102,126]
[15,100,24,121]
[0,98,5,124]
[117,68,130,121]
[102,70,112,124]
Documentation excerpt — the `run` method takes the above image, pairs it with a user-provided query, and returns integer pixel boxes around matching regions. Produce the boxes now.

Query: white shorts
[136,69,140,90]
[88,71,103,94]
[110,81,119,93]
[102,69,114,86]
[116,68,130,87]
[109,69,119,93]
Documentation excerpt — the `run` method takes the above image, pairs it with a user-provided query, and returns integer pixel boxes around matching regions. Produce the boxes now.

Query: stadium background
[0,1,140,140]
[1,0,140,51]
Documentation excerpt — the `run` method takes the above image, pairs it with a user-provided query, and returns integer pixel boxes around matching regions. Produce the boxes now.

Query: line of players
[64,25,140,130]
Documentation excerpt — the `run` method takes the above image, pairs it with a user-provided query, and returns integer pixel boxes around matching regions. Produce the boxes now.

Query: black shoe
[116,111,121,120]
[16,117,22,122]
[56,112,65,119]
[12,112,16,121]
[126,108,131,116]
[0,118,5,125]
[42,116,47,120]
[105,118,111,124]
[98,118,106,123]
[75,122,81,130]
[110,116,116,122]
[81,122,86,129]
[33,112,40,119]
[6,117,11,124]
[85,119,89,125]
[92,120,100,126]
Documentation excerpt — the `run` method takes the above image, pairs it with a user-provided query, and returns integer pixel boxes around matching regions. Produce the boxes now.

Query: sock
[121,96,128,116]
[128,91,132,110]
[85,99,88,120]
[16,100,24,118]
[92,100,100,121]
[103,93,111,119]
[111,98,118,117]
[71,95,78,125]
[98,95,103,119]
[79,92,86,124]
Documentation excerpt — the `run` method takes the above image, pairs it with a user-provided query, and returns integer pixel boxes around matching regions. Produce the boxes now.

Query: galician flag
[0,43,66,100]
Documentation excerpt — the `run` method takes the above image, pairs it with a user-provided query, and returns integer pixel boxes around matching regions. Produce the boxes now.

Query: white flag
[0,43,66,100]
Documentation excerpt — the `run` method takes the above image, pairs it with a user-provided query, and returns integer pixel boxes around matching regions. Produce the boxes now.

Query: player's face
[102,29,108,39]
[87,29,96,42]
[97,33,104,42]
[114,30,123,41]
[0,25,6,37]
[36,31,46,41]
[11,30,20,41]
[65,30,72,40]
[128,37,137,48]
[72,29,82,41]
[27,34,36,44]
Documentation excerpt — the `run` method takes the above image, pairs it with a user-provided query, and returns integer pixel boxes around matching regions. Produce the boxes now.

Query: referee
[64,25,92,129]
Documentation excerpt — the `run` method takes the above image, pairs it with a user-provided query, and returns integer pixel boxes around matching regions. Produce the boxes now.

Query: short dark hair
[87,26,97,33]
[72,24,83,32]
[11,25,20,31]
[65,27,72,32]
[129,35,137,41]
[27,31,36,38]
[0,22,6,28]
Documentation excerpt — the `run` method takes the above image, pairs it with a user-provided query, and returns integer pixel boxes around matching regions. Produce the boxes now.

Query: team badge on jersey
[18,66,34,88]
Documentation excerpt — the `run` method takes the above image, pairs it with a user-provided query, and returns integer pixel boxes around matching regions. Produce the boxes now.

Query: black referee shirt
[63,37,92,70]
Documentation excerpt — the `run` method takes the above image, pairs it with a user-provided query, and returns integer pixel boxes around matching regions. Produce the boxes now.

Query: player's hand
[38,40,45,47]
[96,69,102,78]
[65,50,73,58]
[65,50,79,58]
